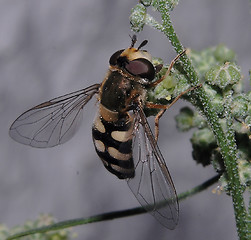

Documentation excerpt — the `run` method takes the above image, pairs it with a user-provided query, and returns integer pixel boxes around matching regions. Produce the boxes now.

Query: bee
[9,35,187,229]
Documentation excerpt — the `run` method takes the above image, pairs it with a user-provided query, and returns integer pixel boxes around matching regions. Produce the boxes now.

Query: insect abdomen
[92,113,134,179]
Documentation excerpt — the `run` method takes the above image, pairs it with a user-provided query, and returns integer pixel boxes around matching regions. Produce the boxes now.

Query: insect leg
[154,109,166,142]
[149,49,186,88]
[145,84,201,141]
[144,102,166,142]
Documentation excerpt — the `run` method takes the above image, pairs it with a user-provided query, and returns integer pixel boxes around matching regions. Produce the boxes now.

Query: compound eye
[125,58,155,81]
[109,49,124,65]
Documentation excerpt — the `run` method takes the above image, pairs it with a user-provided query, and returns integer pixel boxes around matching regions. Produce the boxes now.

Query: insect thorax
[100,69,145,115]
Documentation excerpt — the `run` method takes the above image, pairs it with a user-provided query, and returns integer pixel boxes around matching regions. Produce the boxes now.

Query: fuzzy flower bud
[130,4,147,32]
[205,62,241,89]
[214,44,235,63]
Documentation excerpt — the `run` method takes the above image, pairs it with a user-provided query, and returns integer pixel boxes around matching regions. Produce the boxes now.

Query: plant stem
[153,2,248,238]
[7,174,220,240]
[248,191,251,234]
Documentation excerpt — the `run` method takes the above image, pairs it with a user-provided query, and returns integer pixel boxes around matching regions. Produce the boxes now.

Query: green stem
[178,174,221,201]
[7,175,220,240]
[248,191,251,233]
[223,89,249,238]
[156,2,199,85]
[148,1,248,239]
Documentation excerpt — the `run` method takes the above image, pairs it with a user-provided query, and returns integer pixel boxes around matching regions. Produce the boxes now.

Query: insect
[9,35,188,229]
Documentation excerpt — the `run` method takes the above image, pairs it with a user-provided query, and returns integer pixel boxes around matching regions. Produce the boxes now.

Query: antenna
[130,35,137,48]
[138,39,148,50]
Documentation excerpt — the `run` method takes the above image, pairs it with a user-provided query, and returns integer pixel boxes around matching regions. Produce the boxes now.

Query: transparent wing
[9,84,100,148]
[127,104,179,229]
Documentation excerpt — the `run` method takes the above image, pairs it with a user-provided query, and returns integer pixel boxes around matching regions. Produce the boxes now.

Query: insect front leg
[149,49,187,88]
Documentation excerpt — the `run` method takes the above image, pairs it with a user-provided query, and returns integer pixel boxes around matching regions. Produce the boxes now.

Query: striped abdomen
[92,113,134,179]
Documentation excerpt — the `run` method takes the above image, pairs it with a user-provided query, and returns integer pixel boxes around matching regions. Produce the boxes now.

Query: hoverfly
[10,35,186,229]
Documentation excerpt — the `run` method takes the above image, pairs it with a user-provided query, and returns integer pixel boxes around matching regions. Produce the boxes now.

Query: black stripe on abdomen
[92,115,135,179]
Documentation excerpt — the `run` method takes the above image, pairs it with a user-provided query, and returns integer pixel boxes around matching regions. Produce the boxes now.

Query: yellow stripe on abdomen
[92,113,135,179]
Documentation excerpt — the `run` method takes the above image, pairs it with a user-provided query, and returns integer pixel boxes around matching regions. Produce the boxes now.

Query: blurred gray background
[0,0,250,239]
